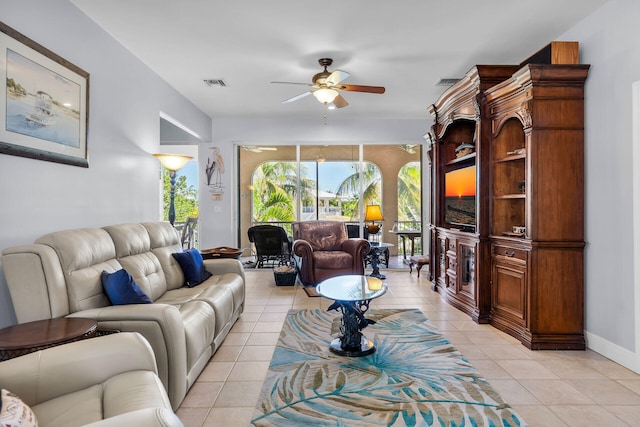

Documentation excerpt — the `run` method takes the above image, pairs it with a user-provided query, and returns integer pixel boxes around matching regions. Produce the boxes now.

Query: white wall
[560,0,640,368]
[0,0,212,328]
[198,118,428,249]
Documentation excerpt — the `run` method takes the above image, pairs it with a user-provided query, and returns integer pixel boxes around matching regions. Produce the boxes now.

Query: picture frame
[0,22,89,167]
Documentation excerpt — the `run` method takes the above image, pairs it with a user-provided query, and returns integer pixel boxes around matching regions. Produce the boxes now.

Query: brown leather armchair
[292,221,370,286]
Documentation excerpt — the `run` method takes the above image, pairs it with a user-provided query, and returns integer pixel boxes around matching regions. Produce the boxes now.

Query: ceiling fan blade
[271,81,315,87]
[242,146,278,152]
[282,91,312,103]
[337,84,386,94]
[333,94,349,108]
[326,70,350,86]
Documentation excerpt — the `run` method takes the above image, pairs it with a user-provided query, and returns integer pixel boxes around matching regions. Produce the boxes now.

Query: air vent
[203,79,228,87]
[435,78,460,87]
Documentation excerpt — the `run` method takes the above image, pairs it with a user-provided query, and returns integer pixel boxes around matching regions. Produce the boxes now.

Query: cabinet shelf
[446,152,476,166]
[494,194,526,200]
[494,153,525,163]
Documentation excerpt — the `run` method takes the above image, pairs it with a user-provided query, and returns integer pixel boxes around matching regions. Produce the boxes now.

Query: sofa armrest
[0,332,156,406]
[341,238,371,260]
[2,244,69,322]
[203,258,245,281]
[292,240,313,258]
[67,304,187,409]
[83,408,184,427]
[292,240,315,285]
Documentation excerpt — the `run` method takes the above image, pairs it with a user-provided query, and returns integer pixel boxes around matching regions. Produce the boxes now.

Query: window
[250,160,381,223]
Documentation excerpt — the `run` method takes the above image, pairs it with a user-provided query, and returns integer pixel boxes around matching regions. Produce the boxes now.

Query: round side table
[0,317,98,361]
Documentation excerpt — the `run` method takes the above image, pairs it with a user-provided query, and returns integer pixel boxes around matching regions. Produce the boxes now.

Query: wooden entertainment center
[427,42,589,350]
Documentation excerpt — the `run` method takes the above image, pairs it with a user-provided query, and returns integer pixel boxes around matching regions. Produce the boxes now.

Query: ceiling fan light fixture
[313,88,338,104]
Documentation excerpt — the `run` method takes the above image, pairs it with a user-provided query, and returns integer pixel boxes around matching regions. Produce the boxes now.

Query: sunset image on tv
[445,166,476,226]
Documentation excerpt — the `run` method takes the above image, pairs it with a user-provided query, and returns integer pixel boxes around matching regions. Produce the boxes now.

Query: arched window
[395,161,422,255]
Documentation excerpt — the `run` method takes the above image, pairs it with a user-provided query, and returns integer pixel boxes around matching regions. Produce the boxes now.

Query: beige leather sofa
[0,332,183,427]
[1,222,245,410]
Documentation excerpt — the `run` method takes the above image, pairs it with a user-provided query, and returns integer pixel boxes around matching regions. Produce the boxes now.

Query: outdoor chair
[247,225,292,268]
[180,216,198,249]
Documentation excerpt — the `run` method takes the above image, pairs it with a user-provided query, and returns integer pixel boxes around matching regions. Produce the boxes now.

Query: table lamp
[364,204,384,234]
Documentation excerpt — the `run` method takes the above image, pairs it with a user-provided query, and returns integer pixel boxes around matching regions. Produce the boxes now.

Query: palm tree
[252,162,314,222]
[335,162,382,219]
[397,162,421,221]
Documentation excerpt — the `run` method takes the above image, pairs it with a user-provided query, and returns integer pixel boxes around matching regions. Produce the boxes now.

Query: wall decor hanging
[0,22,89,167]
[205,146,224,200]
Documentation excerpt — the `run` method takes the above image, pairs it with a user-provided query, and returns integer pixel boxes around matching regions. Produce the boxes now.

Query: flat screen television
[444,165,476,231]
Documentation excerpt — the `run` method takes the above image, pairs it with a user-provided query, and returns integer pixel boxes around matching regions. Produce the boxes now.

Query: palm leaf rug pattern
[251,308,528,427]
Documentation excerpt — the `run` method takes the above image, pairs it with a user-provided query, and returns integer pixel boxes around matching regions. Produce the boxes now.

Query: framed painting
[0,22,89,167]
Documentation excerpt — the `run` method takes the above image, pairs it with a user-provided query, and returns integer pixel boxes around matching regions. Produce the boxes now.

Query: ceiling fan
[271,58,385,108]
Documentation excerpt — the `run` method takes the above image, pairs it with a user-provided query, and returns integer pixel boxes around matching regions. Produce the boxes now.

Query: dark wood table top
[389,230,422,237]
[0,317,97,351]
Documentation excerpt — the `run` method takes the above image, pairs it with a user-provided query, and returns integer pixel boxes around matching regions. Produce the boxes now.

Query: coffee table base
[329,336,375,357]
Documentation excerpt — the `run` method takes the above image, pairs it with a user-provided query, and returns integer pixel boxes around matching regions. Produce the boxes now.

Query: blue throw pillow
[172,248,212,287]
[101,269,152,305]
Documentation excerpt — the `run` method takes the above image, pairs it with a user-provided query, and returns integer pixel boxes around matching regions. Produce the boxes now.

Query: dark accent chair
[345,224,389,268]
[247,225,292,268]
[292,221,370,286]
[180,216,198,249]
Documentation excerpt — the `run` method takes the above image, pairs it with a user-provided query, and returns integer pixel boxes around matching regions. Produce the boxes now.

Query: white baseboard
[585,330,640,373]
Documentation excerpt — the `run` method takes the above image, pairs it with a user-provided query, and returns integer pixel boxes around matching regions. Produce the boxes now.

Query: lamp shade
[313,88,338,104]
[153,153,193,171]
[364,205,384,222]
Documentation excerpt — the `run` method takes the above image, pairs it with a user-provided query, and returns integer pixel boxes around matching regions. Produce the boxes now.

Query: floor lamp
[153,153,193,226]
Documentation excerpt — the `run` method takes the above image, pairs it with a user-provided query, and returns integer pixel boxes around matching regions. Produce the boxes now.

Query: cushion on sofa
[0,388,38,427]
[101,269,152,305]
[141,222,185,291]
[172,249,212,287]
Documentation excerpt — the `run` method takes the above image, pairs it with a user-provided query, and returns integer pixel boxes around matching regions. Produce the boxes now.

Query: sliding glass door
[237,144,421,256]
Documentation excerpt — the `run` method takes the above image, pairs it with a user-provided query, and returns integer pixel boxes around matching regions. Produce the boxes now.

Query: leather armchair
[292,221,370,286]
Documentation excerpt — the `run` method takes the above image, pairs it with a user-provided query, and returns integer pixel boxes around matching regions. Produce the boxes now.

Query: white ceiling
[72,0,609,121]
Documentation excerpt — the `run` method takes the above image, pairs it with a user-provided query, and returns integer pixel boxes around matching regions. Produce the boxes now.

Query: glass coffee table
[316,275,387,357]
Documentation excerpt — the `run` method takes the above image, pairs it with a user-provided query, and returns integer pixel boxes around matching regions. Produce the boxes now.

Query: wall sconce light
[153,153,193,226]
[364,204,384,234]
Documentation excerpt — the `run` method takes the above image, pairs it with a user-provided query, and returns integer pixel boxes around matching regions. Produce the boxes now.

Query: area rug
[251,309,528,427]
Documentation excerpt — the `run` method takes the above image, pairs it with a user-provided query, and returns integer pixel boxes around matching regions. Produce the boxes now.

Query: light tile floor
[176,269,640,427]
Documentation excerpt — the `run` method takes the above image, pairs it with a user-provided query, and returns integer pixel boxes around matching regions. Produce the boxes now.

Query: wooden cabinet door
[491,256,527,330]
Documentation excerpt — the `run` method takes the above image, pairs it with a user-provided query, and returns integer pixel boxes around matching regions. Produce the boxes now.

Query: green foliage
[252,162,315,222]
[336,162,382,215]
[397,162,421,221]
[340,198,360,219]
[250,159,421,224]
[162,168,198,222]
[6,78,26,96]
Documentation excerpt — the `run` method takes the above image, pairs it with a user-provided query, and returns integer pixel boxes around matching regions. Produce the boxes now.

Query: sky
[182,161,199,190]
[317,162,357,193]
[445,165,476,197]
[7,49,81,111]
